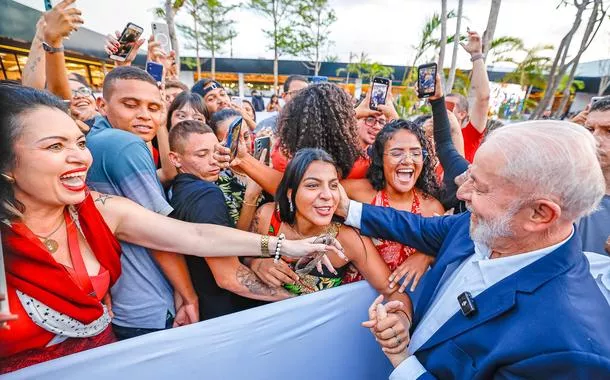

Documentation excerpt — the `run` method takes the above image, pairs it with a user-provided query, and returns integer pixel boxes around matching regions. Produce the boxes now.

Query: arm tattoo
[236,265,290,298]
[28,56,42,73]
[249,208,262,232]
[94,193,113,206]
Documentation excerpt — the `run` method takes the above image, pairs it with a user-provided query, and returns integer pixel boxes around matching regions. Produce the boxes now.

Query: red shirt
[270,144,370,179]
[462,121,485,163]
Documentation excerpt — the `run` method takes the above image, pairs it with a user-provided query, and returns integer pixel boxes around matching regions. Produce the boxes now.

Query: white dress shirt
[343,201,577,379]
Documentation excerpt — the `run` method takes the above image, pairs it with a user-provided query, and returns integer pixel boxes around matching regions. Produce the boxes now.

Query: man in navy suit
[338,121,610,379]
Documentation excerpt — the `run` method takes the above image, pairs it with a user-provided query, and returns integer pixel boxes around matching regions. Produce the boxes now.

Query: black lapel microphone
[458,291,477,318]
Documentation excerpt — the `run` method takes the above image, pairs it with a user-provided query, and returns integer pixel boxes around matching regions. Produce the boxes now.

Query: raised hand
[105,30,145,66]
[460,27,483,56]
[43,0,83,46]
[388,252,435,293]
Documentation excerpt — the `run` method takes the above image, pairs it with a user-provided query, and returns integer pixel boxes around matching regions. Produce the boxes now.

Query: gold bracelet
[243,201,258,207]
[260,235,271,257]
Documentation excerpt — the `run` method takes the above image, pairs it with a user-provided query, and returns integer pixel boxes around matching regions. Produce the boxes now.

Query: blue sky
[17,0,610,68]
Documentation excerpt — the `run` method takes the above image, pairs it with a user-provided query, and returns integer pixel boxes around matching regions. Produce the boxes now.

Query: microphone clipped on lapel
[458,291,477,318]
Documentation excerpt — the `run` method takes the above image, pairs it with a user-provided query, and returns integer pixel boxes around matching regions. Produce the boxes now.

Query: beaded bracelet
[260,235,271,258]
[273,233,285,263]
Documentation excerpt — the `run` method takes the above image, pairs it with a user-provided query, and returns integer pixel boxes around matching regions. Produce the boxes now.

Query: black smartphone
[254,136,271,165]
[224,117,243,160]
[418,63,437,98]
[146,61,164,83]
[110,23,144,62]
[369,77,390,110]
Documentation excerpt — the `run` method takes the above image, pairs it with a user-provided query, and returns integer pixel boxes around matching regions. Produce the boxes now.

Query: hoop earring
[1,173,15,183]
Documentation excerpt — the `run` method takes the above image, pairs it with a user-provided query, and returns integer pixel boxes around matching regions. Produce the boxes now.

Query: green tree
[249,0,299,94]
[197,0,238,79]
[289,0,337,75]
[153,1,184,75]
[176,1,207,79]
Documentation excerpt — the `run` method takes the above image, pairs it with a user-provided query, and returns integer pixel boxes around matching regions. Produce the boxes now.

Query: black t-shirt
[168,173,264,320]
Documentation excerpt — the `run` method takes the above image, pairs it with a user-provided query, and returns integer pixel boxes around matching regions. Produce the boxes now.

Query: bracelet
[273,233,285,264]
[260,235,271,258]
[396,309,413,330]
[243,200,258,207]
[470,53,484,62]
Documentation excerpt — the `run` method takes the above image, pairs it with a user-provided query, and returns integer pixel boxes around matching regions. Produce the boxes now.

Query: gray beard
[468,204,519,247]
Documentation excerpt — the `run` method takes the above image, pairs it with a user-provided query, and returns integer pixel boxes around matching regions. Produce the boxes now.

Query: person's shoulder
[418,191,445,216]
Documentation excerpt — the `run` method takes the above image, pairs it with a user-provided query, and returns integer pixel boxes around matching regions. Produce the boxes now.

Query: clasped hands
[363,295,412,368]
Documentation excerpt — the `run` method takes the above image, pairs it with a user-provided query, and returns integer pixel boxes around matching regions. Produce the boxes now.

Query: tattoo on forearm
[236,265,289,298]
[94,193,113,206]
[249,208,262,232]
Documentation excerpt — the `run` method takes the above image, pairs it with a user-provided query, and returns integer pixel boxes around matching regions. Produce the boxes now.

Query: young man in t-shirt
[167,120,293,320]
[86,66,198,339]
[445,30,491,163]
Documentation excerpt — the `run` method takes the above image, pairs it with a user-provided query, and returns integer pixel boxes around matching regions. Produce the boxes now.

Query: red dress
[343,190,421,283]
[0,192,122,373]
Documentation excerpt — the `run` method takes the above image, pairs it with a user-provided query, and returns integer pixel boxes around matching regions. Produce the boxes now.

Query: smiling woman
[0,84,342,372]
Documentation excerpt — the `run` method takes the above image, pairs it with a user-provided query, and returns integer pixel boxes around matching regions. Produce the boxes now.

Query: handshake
[362,295,412,368]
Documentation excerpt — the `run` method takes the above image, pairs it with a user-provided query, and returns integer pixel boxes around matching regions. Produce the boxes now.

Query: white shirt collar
[472,228,574,287]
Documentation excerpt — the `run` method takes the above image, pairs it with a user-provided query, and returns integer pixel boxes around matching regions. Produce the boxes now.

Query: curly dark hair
[277,83,363,178]
[367,119,440,198]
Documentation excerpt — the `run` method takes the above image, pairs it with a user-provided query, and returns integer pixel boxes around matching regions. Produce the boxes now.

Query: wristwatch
[42,41,64,54]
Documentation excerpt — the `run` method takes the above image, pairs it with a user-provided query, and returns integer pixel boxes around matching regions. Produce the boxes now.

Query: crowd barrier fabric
[4,281,395,380]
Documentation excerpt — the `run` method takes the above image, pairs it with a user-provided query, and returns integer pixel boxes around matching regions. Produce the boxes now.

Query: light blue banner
[4,282,394,380]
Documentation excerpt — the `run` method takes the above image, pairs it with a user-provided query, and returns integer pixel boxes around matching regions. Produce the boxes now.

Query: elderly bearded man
[337,121,610,379]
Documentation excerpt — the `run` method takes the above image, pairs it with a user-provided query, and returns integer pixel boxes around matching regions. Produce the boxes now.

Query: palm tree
[446,0,463,93]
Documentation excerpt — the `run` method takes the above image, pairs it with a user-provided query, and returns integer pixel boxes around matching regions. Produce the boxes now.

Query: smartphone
[418,63,437,98]
[44,0,54,11]
[109,23,144,62]
[591,96,605,105]
[224,117,243,160]
[254,136,271,165]
[146,61,164,83]
[231,96,243,107]
[151,22,172,54]
[0,233,9,317]
[369,77,390,110]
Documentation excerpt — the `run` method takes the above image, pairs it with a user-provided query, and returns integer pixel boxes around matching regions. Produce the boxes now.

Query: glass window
[0,52,21,80]
[88,64,105,90]
[65,61,89,81]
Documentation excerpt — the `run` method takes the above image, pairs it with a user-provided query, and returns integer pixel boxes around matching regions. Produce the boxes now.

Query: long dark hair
[276,148,338,225]
[278,83,362,178]
[0,83,68,220]
[166,91,207,129]
[367,119,440,197]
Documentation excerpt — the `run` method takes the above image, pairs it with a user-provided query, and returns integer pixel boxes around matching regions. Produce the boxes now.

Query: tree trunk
[211,49,216,80]
[211,15,216,80]
[438,0,448,85]
[273,6,279,95]
[531,1,588,119]
[446,0,463,93]
[194,12,201,80]
[164,0,180,77]
[483,0,502,58]
[599,76,610,95]
[314,9,321,76]
[553,0,602,118]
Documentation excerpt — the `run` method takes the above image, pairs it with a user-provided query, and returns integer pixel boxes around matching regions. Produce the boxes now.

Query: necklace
[33,217,65,253]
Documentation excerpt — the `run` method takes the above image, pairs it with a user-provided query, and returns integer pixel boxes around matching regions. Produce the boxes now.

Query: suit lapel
[416,230,582,352]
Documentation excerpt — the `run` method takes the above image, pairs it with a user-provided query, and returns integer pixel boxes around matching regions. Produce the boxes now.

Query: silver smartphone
[151,22,171,54]
[109,23,144,62]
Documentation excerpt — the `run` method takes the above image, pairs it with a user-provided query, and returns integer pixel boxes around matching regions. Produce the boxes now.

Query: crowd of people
[1,0,609,378]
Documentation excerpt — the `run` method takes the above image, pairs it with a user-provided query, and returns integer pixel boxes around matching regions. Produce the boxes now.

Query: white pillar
[238,73,245,98]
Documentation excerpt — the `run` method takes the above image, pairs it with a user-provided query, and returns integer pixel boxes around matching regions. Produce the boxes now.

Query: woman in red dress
[0,84,341,373]
[341,119,445,291]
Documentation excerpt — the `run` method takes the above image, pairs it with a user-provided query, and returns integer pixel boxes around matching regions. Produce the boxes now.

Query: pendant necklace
[33,217,65,253]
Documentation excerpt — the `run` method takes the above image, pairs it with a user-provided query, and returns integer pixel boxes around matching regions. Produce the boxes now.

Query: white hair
[482,120,605,222]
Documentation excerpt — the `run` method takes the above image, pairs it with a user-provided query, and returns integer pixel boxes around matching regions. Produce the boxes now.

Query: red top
[462,121,485,163]
[271,144,370,180]
[343,190,421,283]
[0,192,122,360]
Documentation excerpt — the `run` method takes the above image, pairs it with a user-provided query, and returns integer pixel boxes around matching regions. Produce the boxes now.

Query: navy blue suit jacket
[359,204,610,379]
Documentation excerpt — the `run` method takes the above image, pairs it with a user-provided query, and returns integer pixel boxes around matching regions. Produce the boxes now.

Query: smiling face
[69,80,97,120]
[100,79,163,142]
[169,132,221,182]
[585,109,610,174]
[170,103,206,129]
[203,86,231,115]
[357,115,387,147]
[382,129,424,194]
[292,161,340,228]
[10,107,92,209]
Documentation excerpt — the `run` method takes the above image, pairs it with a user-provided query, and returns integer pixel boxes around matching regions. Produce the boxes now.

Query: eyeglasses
[72,87,93,98]
[364,117,387,127]
[384,149,426,163]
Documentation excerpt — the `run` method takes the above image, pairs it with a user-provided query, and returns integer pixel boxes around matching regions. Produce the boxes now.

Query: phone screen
[225,118,243,159]
[418,65,437,97]
[146,62,164,83]
[112,24,143,61]
[370,80,389,110]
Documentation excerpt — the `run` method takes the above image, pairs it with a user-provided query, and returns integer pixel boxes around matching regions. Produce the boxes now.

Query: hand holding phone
[151,22,172,55]
[369,77,390,110]
[224,117,243,160]
[146,61,164,83]
[254,136,271,166]
[109,23,144,62]
[417,63,438,98]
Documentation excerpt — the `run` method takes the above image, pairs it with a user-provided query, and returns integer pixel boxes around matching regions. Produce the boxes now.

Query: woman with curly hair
[341,120,445,291]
